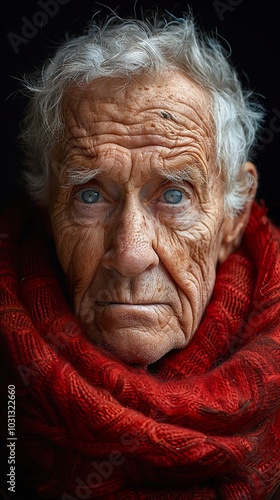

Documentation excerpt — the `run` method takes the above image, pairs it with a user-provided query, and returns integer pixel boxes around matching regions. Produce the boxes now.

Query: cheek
[50,205,105,287]
[155,218,222,301]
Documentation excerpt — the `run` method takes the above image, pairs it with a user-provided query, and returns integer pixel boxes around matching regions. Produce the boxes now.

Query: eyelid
[163,186,186,196]
[160,181,191,196]
[73,184,99,195]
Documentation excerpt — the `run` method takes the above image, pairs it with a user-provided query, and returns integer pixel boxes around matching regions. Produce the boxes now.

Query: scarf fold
[0,201,280,499]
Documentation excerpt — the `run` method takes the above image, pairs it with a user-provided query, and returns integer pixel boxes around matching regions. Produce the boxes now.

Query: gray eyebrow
[61,166,101,187]
[61,162,208,191]
[154,164,208,189]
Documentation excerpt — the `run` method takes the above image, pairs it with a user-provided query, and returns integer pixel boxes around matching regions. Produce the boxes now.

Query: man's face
[49,70,229,366]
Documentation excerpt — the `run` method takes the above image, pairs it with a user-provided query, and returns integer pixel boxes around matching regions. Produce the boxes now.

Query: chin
[81,304,190,366]
[93,331,182,367]
[106,346,164,367]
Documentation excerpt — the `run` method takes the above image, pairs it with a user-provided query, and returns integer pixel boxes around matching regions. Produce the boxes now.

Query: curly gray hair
[20,11,264,214]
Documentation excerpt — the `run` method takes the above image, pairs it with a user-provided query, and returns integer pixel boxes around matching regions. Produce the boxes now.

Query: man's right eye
[74,188,102,204]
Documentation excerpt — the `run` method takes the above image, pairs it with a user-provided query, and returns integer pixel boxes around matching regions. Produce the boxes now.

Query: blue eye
[77,188,101,204]
[163,189,183,204]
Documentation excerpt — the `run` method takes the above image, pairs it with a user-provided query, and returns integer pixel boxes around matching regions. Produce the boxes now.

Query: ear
[218,162,258,264]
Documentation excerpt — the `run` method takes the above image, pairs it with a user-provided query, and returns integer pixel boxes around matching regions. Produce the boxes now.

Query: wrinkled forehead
[62,69,213,141]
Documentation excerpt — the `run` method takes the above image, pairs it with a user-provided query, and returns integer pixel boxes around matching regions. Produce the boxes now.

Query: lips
[96,301,161,306]
[95,302,170,315]
[94,301,167,332]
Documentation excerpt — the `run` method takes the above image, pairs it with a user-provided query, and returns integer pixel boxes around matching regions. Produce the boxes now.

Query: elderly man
[0,10,280,500]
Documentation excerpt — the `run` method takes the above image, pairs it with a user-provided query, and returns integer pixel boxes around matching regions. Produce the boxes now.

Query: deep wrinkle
[49,70,256,366]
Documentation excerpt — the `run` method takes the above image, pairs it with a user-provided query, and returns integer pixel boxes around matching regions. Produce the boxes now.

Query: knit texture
[0,201,280,499]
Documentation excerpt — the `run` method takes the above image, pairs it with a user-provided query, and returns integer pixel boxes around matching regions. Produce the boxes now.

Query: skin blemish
[160,111,176,122]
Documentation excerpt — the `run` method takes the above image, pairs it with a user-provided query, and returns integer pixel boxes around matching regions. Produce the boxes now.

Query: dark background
[1,0,280,225]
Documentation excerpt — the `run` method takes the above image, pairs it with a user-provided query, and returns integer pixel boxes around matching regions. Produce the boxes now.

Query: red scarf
[1,201,280,499]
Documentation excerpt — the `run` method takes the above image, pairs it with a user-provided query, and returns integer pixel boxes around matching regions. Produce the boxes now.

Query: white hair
[20,11,264,215]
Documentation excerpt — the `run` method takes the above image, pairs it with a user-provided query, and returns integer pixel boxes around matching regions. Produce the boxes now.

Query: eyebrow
[61,166,101,187]
[61,162,208,190]
[154,163,208,190]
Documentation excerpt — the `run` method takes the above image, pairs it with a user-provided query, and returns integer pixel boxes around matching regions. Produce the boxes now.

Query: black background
[1,0,280,225]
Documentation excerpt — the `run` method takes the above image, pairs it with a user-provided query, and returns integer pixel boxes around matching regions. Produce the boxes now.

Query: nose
[101,204,159,277]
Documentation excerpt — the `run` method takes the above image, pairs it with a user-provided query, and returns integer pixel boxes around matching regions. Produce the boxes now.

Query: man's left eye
[75,188,102,204]
[162,189,184,204]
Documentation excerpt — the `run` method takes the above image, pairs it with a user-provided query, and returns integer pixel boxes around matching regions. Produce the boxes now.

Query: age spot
[160,111,176,122]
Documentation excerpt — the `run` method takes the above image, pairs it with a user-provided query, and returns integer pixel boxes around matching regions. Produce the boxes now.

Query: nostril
[101,243,159,277]
[146,259,159,272]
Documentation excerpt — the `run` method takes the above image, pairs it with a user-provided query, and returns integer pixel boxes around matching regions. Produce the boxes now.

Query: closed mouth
[96,302,161,306]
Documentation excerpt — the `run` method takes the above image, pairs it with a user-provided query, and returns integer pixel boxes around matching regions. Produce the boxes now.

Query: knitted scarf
[0,200,280,500]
